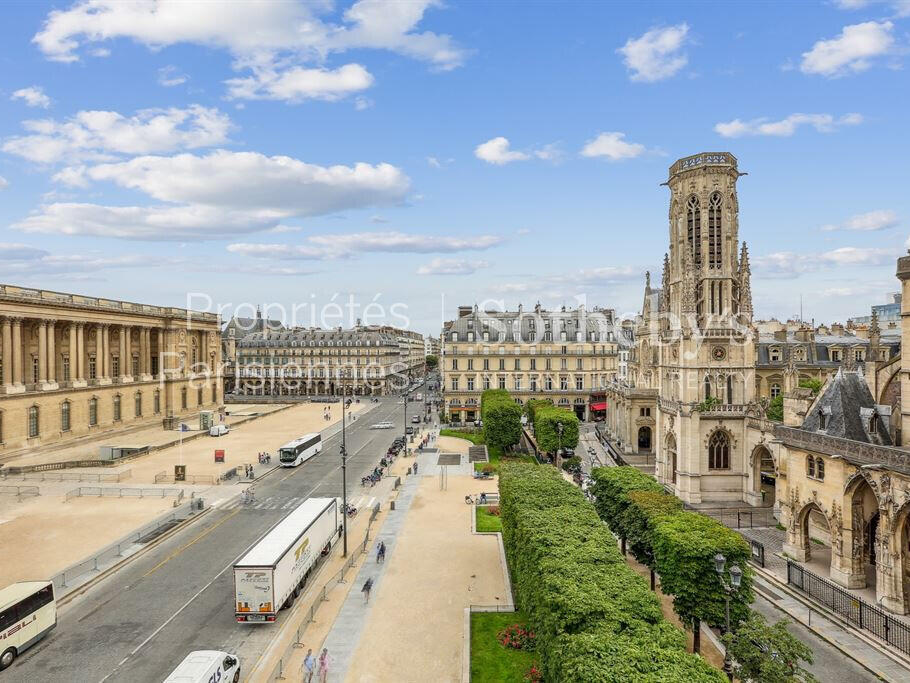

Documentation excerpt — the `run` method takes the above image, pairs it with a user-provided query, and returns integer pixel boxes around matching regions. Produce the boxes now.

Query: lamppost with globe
[714,553,743,681]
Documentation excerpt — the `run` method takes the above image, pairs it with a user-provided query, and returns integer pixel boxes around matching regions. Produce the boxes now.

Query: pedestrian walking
[362,577,374,604]
[376,541,382,563]
[302,648,315,683]
[378,541,386,564]
[317,648,330,683]
[413,462,418,475]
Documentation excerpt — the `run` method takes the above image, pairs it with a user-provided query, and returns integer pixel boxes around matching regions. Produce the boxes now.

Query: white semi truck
[233,497,340,623]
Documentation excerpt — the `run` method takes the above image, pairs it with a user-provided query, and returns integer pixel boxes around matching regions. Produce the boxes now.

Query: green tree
[766,395,784,422]
[524,398,552,423]
[481,389,522,450]
[799,378,823,395]
[722,611,817,683]
[533,405,579,453]
[425,354,438,371]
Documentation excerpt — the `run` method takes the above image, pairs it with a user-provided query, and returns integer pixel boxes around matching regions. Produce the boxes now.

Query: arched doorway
[795,502,831,570]
[752,445,775,508]
[638,426,652,451]
[843,475,881,590]
[888,503,910,614]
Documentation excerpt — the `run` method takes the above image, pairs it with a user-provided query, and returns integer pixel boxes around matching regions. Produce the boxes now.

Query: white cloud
[549,266,642,285]
[416,257,489,275]
[225,63,374,102]
[834,0,910,16]
[157,65,188,87]
[714,112,863,137]
[800,21,894,77]
[821,209,898,232]
[0,176,7,190]
[580,132,645,161]
[474,137,530,165]
[11,86,51,108]
[370,215,389,223]
[427,156,442,168]
[755,246,897,277]
[266,224,303,234]
[3,105,232,164]
[33,0,465,101]
[0,242,155,276]
[16,151,411,240]
[228,231,504,260]
[617,24,689,82]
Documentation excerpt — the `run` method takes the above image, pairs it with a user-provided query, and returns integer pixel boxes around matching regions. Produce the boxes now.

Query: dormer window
[793,347,806,362]
[818,405,831,430]
[830,348,841,362]
[769,347,782,362]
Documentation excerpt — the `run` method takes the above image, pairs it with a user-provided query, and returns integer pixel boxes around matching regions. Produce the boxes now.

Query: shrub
[498,623,536,651]
[561,456,582,473]
[533,405,579,453]
[523,665,542,683]
[487,505,500,516]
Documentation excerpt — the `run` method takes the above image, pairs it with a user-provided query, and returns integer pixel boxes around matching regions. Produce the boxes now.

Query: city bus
[0,581,57,670]
[278,433,322,467]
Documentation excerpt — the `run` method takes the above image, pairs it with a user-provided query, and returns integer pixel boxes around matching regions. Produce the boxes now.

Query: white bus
[278,433,322,467]
[0,581,56,670]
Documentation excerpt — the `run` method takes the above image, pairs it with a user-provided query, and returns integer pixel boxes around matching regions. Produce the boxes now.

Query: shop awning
[590,402,607,411]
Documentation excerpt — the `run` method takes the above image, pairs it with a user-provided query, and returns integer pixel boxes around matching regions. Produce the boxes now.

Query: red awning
[590,402,607,411]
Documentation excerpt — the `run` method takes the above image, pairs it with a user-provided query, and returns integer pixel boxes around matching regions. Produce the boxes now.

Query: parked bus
[0,581,56,670]
[278,433,322,467]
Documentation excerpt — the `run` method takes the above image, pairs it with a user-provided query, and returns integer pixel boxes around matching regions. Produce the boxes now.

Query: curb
[58,504,213,608]
[753,564,907,681]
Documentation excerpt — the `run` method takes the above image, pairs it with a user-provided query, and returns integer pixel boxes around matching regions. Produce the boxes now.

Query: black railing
[787,560,910,656]
[749,540,764,568]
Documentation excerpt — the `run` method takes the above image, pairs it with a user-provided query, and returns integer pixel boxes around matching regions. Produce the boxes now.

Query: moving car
[370,421,395,430]
[163,650,240,683]
[411,415,421,424]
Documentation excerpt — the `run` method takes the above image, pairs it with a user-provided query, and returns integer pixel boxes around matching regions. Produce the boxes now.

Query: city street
[4,397,413,683]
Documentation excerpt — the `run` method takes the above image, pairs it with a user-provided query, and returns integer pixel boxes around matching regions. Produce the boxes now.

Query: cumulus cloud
[16,150,411,240]
[800,21,894,77]
[157,65,188,87]
[754,246,897,277]
[834,0,910,16]
[225,63,374,102]
[617,24,689,82]
[228,231,504,260]
[474,137,530,165]
[714,112,863,137]
[33,0,466,102]
[580,132,646,161]
[416,257,490,275]
[0,242,155,277]
[2,105,232,164]
[549,266,642,285]
[0,176,7,190]
[821,209,898,232]
[11,86,51,108]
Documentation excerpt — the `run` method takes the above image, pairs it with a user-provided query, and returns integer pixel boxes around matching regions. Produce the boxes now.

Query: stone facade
[0,284,222,455]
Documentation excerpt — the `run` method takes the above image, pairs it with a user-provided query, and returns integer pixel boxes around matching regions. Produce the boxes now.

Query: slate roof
[443,306,619,343]
[755,332,900,367]
[237,327,399,348]
[799,370,892,446]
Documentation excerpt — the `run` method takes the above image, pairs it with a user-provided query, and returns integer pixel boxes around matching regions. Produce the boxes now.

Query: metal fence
[52,500,200,595]
[787,560,910,656]
[690,506,778,529]
[0,484,40,499]
[64,486,186,502]
[1,469,131,483]
[154,472,217,486]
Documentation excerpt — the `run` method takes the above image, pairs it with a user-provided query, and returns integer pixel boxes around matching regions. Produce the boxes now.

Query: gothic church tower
[655,153,757,504]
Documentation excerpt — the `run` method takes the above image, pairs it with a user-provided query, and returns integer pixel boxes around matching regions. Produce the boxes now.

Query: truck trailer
[233,497,339,623]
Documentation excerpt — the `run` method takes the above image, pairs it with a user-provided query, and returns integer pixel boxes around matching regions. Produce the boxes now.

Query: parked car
[209,424,229,437]
[370,421,395,430]
[405,426,414,435]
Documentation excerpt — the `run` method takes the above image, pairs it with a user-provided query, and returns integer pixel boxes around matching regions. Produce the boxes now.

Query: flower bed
[476,505,503,533]
[470,611,539,682]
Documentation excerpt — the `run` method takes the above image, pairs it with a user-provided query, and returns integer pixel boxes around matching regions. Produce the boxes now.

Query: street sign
[174,464,186,482]
[214,449,225,463]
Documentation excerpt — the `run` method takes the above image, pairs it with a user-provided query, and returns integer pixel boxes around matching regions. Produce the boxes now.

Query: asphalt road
[6,397,424,683]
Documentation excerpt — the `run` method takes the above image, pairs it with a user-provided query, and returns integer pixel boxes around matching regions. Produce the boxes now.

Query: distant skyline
[1,0,908,335]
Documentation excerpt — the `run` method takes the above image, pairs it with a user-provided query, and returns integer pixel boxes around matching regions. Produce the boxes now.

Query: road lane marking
[141,508,241,579]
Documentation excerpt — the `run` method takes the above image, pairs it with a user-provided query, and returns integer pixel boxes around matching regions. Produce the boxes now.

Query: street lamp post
[403,369,412,454]
[556,421,564,469]
[340,384,352,557]
[714,553,743,681]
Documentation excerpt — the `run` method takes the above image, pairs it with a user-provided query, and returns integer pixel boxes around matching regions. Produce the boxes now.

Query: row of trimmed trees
[480,390,581,455]
[499,463,726,681]
[591,467,815,683]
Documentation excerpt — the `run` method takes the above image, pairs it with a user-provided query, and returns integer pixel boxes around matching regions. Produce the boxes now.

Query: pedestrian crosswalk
[218,494,377,511]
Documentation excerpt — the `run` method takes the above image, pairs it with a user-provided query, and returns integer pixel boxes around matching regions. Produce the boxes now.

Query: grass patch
[476,505,503,533]
[438,429,536,472]
[776,523,786,531]
[470,611,538,683]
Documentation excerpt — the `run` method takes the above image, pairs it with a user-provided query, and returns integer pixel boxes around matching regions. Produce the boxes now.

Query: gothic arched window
[687,195,702,269]
[708,430,730,469]
[704,375,711,400]
[708,192,722,269]
[807,455,816,478]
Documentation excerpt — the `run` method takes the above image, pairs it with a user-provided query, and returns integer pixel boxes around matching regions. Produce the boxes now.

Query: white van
[209,424,229,437]
[163,650,240,683]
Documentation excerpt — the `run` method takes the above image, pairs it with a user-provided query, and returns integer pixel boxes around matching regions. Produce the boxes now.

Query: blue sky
[0,0,908,335]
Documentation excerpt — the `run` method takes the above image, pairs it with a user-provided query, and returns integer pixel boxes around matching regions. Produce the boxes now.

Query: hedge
[480,389,522,450]
[533,404,580,453]
[591,467,754,632]
[499,463,725,682]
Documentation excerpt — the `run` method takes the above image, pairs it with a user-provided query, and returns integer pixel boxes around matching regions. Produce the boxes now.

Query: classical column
[120,324,131,381]
[37,319,48,386]
[75,322,86,385]
[139,327,148,378]
[97,323,111,385]
[11,318,24,389]
[1,318,11,392]
[45,319,58,388]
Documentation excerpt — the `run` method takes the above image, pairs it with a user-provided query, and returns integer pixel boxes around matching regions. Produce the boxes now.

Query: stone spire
[661,253,670,312]
[869,309,881,345]
[738,242,753,317]
[645,270,651,292]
